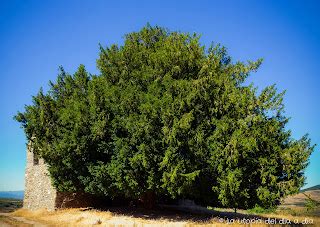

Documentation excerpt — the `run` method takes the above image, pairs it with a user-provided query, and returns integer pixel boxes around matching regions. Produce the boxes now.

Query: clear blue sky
[0,0,319,191]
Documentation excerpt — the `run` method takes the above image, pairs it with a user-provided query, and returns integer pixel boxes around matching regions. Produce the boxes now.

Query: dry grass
[0,214,33,226]
[12,208,189,226]
[275,189,320,224]
[11,207,320,226]
[281,189,320,206]
[8,190,320,226]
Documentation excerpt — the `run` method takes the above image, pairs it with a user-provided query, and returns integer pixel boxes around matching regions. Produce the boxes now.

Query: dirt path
[0,221,11,227]
[0,212,47,226]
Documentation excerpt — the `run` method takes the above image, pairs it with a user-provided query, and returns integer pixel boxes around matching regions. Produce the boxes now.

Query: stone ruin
[23,141,96,210]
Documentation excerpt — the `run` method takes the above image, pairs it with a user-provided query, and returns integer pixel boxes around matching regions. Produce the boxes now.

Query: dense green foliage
[304,193,320,212]
[15,25,314,209]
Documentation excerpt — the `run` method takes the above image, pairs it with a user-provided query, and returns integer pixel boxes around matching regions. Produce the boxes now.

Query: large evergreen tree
[15,25,314,209]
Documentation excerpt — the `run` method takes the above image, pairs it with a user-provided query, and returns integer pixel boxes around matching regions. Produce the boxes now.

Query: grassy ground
[279,188,320,217]
[8,205,320,226]
[0,214,33,227]
[0,191,319,226]
[0,198,27,226]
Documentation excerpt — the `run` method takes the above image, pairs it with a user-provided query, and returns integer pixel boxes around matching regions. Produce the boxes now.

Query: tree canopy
[15,25,314,209]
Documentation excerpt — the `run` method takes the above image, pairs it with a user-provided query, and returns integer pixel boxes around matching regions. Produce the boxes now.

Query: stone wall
[23,142,57,211]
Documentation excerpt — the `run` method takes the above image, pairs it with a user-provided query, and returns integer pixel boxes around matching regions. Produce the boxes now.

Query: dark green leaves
[15,25,314,209]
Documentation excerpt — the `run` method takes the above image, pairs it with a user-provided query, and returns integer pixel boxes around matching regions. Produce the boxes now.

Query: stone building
[24,141,96,210]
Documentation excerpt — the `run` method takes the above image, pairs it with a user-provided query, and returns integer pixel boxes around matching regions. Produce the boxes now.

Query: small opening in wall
[33,154,39,165]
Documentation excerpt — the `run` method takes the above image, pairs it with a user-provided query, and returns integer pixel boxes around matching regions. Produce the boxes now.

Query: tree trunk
[139,191,156,209]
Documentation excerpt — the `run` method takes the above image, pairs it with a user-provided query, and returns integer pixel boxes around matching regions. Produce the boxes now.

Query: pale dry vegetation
[12,208,188,226]
[3,189,319,226]
[10,207,319,226]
